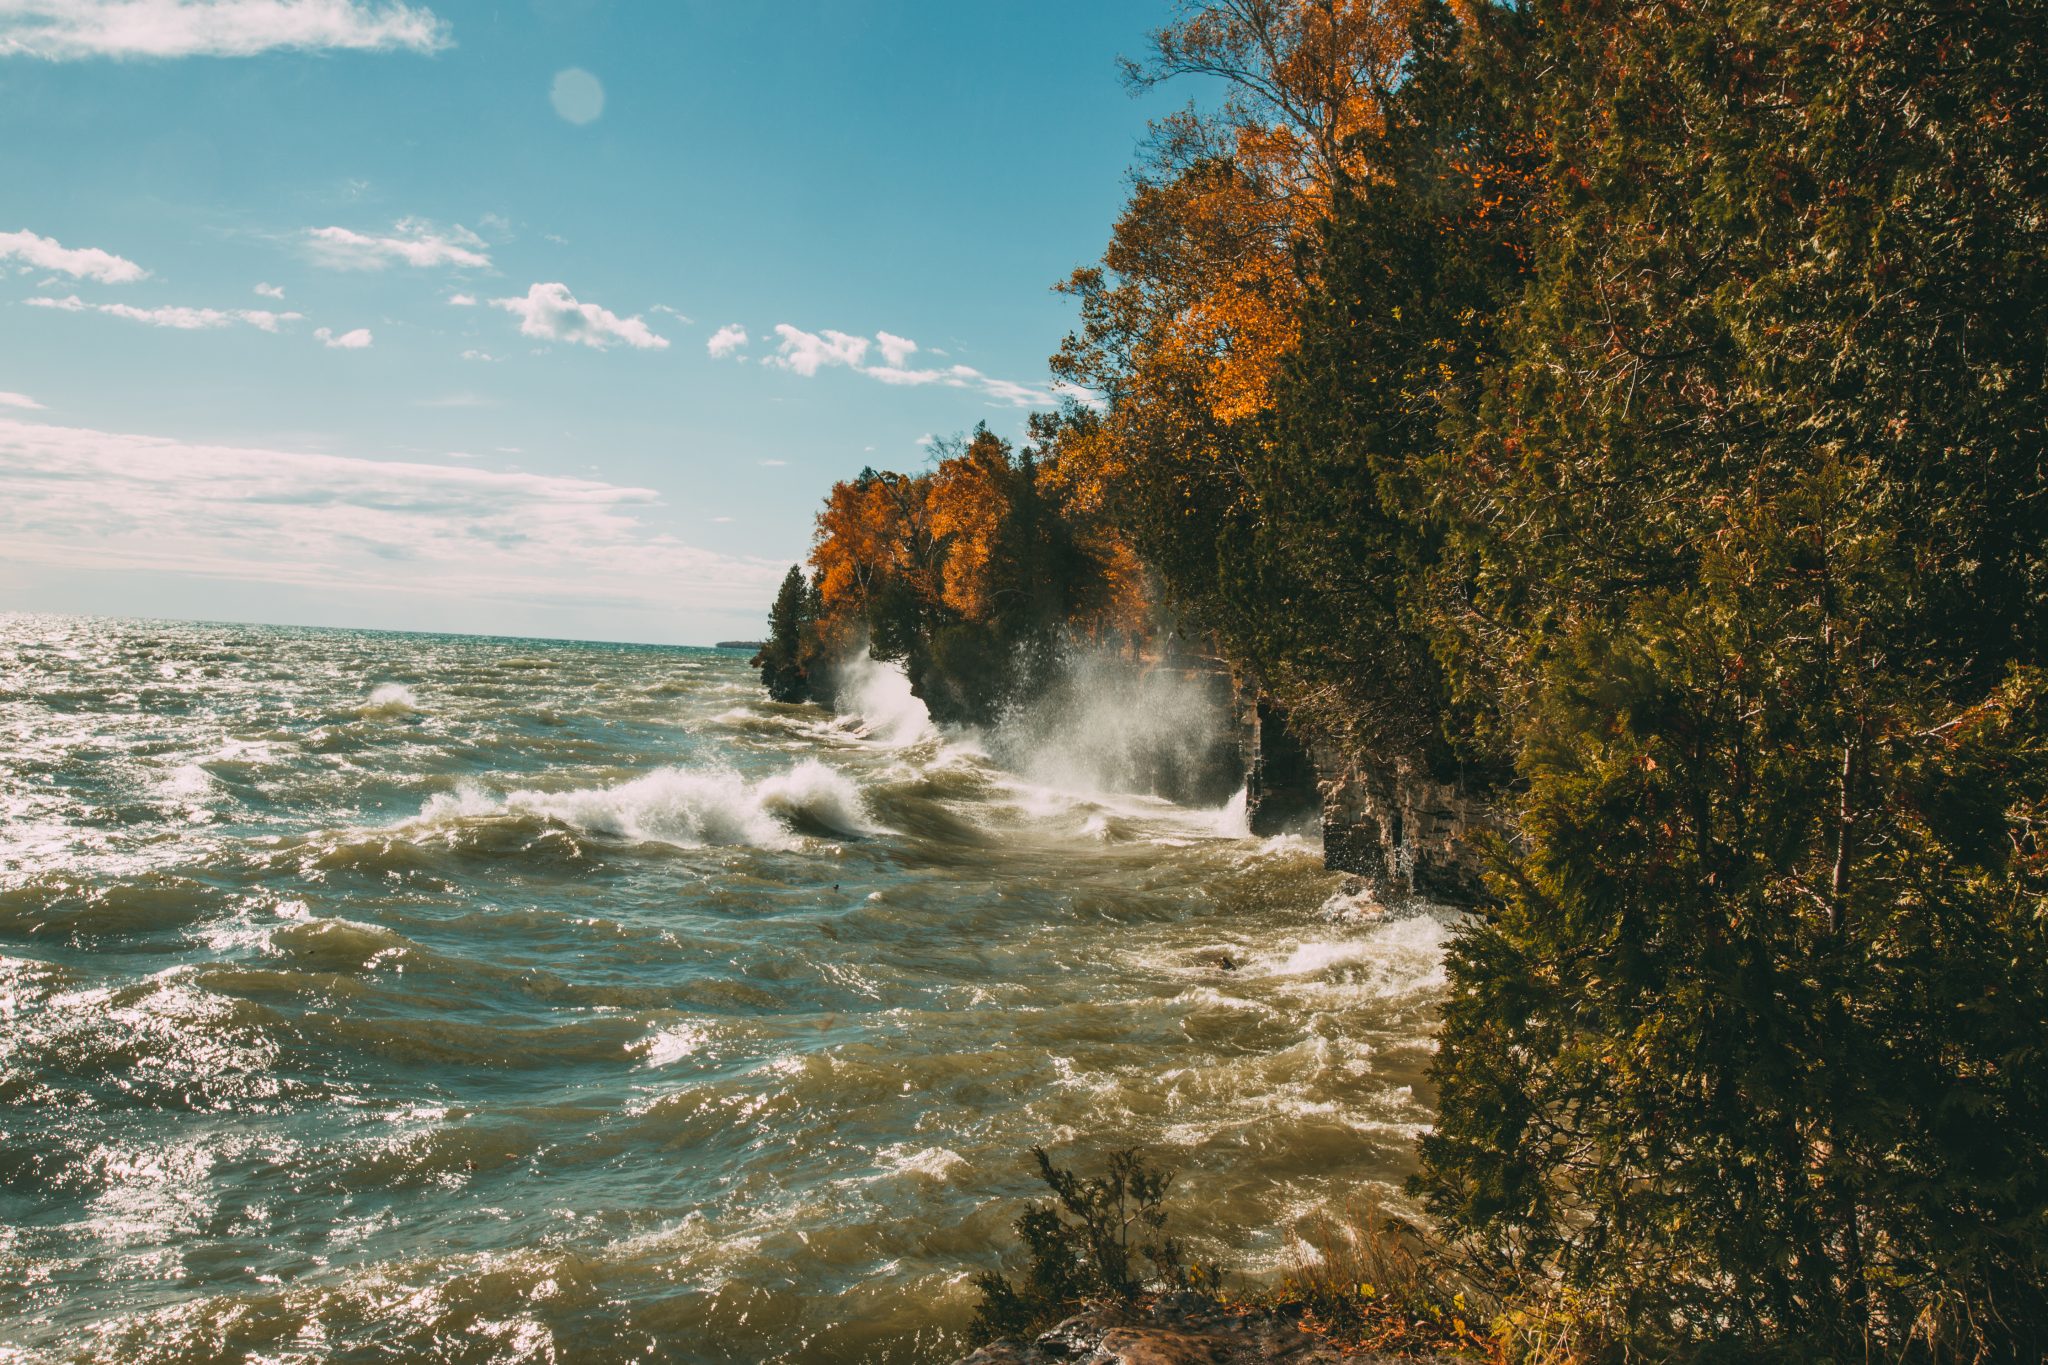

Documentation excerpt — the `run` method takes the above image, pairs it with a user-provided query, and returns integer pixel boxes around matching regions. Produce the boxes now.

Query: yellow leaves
[1066,0,1434,462]
[926,432,1011,620]
[810,472,937,625]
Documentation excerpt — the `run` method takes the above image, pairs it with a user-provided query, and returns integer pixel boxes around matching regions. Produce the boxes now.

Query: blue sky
[0,0,1173,644]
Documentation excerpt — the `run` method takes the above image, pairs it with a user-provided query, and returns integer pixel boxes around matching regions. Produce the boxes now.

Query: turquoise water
[0,615,1451,1363]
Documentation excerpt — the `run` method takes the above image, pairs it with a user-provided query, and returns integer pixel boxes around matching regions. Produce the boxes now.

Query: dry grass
[1258,1200,1509,1360]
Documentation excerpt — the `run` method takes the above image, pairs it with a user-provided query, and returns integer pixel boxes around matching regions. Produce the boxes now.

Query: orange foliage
[925,431,1012,620]
[807,427,1157,651]
[810,471,935,622]
[1053,0,1428,506]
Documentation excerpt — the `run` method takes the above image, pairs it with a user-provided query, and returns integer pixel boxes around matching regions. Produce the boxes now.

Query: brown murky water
[0,615,1450,1363]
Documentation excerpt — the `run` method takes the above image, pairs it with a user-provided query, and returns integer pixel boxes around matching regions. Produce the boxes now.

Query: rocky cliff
[1238,687,1497,904]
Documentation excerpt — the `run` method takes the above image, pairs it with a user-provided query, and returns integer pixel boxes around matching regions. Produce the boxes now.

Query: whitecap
[402,760,875,852]
[360,682,419,715]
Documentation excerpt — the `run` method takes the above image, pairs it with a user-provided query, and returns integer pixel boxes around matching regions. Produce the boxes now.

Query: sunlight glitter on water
[0,613,1450,1364]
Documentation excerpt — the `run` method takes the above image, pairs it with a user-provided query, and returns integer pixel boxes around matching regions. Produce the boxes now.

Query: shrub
[967,1146,1199,1345]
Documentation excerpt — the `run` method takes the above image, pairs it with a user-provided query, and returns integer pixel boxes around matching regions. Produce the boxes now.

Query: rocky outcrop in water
[1313,751,1494,904]
[1239,696,1321,838]
[956,1295,1455,1365]
[1237,687,1498,904]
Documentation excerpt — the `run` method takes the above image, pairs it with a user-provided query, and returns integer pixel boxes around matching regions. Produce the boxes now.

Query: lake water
[0,615,1449,1363]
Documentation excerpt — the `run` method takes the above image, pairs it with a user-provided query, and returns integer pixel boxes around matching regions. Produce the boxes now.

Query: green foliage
[968,1146,1198,1346]
[1054,0,2048,1358]
[1405,2,2048,1359]
[751,564,815,703]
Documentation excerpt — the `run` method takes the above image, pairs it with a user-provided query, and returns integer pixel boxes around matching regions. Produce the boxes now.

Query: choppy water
[0,614,1450,1364]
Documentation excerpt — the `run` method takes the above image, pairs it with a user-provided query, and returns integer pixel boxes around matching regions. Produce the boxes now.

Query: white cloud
[760,323,1057,407]
[253,281,285,298]
[491,282,668,351]
[448,292,477,307]
[306,218,489,270]
[25,293,302,331]
[549,66,603,124]
[758,458,787,467]
[763,324,868,377]
[0,0,450,60]
[460,348,496,362]
[706,323,748,360]
[315,325,372,348]
[0,416,781,613]
[0,228,147,283]
[883,363,1057,407]
[876,330,917,368]
[0,390,44,409]
[651,304,692,324]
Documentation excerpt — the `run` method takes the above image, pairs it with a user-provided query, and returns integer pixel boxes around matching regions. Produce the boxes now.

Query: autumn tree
[1047,0,1423,761]
[791,424,1152,728]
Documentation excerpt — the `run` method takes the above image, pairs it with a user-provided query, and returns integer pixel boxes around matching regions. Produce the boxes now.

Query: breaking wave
[408,759,875,850]
[830,654,937,746]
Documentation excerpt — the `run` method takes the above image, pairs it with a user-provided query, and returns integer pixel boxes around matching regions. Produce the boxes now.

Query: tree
[1415,2,2048,1356]
[751,564,815,703]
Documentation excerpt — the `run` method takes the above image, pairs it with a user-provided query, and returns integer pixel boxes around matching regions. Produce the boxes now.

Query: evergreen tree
[752,564,814,703]
[1414,2,2048,1357]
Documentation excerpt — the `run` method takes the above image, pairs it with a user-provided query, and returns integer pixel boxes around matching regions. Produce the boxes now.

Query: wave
[359,682,420,717]
[829,655,937,746]
[406,760,876,852]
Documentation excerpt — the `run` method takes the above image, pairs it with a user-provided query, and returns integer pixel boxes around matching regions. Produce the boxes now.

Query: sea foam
[410,760,874,851]
[830,654,937,746]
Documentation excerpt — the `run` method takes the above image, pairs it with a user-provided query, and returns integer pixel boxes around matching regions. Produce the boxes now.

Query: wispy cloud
[306,218,488,270]
[758,458,787,467]
[25,293,302,332]
[706,323,748,360]
[0,391,44,410]
[254,281,285,299]
[0,228,148,283]
[651,304,692,324]
[0,0,451,61]
[448,292,478,307]
[315,325,372,348]
[762,324,1059,407]
[492,282,668,351]
[459,348,496,362]
[0,416,780,613]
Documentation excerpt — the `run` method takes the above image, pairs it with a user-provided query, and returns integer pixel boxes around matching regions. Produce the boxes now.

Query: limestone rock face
[1240,697,1321,837]
[1315,750,1496,904]
[1233,681,1500,904]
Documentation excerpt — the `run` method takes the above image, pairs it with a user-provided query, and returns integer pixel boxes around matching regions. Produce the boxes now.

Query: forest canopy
[758,1,2048,1358]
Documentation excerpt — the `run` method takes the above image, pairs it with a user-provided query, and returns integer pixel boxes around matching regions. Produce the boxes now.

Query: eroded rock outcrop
[1315,751,1495,904]
[1237,684,1498,903]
